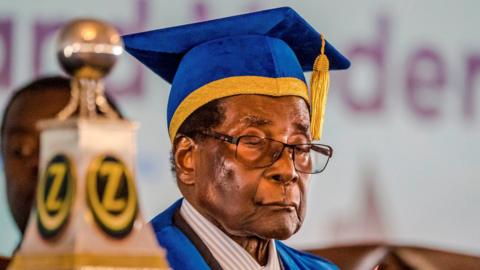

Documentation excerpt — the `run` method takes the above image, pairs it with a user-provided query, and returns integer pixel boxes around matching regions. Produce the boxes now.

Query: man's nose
[265,147,299,184]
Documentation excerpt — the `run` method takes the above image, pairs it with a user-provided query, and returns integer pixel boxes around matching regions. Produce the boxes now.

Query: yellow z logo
[87,155,137,238]
[99,161,126,211]
[45,163,67,212]
[37,154,74,239]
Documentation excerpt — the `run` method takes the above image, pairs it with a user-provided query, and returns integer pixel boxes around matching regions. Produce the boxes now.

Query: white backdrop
[0,0,479,257]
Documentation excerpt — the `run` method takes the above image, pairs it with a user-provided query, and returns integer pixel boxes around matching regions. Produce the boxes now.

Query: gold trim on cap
[168,76,309,142]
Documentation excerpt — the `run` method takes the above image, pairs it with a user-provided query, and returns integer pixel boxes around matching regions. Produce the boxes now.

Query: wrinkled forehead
[218,94,310,132]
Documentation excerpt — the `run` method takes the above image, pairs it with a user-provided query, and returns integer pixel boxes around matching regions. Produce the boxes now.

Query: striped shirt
[180,199,281,270]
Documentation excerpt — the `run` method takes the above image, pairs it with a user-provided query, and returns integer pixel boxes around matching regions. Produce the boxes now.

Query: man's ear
[173,135,196,185]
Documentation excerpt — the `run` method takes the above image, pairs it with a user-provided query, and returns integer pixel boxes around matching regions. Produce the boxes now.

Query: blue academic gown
[151,199,338,270]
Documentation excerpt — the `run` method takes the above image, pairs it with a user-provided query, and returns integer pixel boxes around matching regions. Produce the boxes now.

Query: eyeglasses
[200,131,333,174]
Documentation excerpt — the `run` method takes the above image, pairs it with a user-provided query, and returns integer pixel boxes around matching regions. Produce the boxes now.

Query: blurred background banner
[0,0,478,257]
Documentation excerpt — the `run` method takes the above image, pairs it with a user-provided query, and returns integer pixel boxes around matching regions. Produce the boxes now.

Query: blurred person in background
[0,76,122,269]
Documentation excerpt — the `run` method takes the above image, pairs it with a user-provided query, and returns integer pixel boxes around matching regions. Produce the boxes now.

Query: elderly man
[123,7,349,270]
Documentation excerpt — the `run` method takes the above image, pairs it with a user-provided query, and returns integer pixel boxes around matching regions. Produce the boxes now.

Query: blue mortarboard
[123,7,350,141]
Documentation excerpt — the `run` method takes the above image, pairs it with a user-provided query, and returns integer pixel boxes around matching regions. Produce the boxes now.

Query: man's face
[192,95,311,240]
[2,89,70,234]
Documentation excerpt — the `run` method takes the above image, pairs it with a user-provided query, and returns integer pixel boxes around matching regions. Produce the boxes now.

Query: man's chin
[254,226,299,240]
[250,219,302,240]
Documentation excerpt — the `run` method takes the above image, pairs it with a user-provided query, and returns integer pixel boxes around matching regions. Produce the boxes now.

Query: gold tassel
[310,34,330,140]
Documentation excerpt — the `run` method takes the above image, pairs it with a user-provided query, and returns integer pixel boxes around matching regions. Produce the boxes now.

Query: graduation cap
[122,7,350,141]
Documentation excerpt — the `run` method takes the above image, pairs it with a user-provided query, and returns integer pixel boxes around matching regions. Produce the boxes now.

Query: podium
[8,19,169,270]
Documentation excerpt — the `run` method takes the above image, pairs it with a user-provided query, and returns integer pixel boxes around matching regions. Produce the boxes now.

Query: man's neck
[202,210,271,265]
[228,234,270,266]
[182,198,272,266]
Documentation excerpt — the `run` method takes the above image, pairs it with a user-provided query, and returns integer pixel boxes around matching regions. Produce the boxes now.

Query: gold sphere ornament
[57,19,123,80]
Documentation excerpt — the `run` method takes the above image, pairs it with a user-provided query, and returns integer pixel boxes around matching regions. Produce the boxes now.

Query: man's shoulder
[149,199,191,249]
[149,199,211,270]
[275,241,339,270]
[150,199,182,233]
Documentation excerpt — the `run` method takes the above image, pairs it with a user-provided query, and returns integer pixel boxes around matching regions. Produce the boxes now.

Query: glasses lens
[293,144,312,172]
[294,144,332,174]
[236,136,283,168]
[235,136,332,174]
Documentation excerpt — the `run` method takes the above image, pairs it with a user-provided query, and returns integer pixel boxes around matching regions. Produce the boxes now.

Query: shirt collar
[180,199,281,270]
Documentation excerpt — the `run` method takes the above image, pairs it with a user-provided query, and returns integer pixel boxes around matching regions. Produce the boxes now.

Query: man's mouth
[258,202,298,211]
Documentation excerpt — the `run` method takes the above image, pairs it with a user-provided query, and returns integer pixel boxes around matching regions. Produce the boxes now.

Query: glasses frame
[200,131,333,174]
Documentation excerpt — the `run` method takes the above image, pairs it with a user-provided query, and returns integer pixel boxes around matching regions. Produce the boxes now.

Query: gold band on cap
[168,76,309,142]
